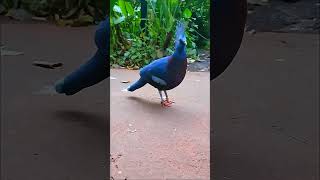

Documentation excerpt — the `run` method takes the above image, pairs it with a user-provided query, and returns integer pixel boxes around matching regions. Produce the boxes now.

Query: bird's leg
[159,90,171,107]
[164,90,174,104]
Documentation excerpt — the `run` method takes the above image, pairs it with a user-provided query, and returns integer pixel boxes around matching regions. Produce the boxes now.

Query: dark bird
[212,0,247,80]
[54,16,109,95]
[123,22,188,107]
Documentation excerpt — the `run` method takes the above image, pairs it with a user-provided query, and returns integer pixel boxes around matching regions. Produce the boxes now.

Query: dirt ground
[1,22,210,180]
[212,32,319,180]
[110,69,210,179]
[1,23,108,180]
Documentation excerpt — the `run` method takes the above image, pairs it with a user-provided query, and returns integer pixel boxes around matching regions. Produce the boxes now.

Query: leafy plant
[0,0,106,26]
[110,0,209,68]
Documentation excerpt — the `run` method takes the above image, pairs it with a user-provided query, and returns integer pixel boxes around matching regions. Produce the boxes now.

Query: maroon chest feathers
[166,57,187,89]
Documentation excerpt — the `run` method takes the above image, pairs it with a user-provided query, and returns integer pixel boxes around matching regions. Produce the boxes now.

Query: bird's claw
[161,99,174,107]
[161,101,171,107]
[165,99,175,104]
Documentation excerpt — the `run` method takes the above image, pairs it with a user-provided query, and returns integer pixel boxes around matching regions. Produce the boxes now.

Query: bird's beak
[179,38,187,45]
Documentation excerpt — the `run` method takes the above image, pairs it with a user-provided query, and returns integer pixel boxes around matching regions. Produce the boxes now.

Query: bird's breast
[165,58,187,90]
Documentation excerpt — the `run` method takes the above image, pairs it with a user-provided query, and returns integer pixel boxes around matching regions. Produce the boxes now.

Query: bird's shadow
[54,110,109,137]
[126,96,181,114]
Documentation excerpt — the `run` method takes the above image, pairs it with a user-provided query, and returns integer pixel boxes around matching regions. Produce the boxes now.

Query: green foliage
[111,0,209,68]
[0,0,106,25]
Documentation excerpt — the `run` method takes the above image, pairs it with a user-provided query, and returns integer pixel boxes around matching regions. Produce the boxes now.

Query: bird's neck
[172,45,186,60]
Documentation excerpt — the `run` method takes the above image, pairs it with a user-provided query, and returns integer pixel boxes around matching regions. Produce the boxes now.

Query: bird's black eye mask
[211,0,247,80]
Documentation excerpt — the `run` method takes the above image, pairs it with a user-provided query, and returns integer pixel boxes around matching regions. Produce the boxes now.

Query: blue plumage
[55,17,109,95]
[126,22,187,106]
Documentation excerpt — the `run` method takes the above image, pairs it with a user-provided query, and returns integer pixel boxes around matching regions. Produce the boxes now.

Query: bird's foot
[161,100,172,107]
[165,99,175,104]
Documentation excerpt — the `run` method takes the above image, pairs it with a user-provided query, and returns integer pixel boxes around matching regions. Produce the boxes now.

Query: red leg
[163,91,174,105]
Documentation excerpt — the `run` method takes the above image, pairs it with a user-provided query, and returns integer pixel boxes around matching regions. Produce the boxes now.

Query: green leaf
[113,16,125,24]
[71,15,94,27]
[183,8,192,18]
[125,1,134,16]
[118,0,127,17]
[61,7,78,19]
[111,0,117,9]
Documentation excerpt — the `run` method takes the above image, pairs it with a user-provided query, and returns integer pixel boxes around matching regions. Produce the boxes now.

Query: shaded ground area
[110,69,210,179]
[1,23,108,180]
[247,0,320,33]
[213,32,319,180]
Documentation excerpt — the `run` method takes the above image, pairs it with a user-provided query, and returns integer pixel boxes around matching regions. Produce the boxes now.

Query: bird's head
[179,34,187,46]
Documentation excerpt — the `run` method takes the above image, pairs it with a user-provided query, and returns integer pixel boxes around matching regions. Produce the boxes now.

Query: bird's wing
[151,75,167,86]
[140,56,170,84]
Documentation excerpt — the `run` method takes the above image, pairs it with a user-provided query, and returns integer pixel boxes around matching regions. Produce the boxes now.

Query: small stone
[31,17,47,21]
[128,128,137,133]
[275,58,285,62]
[248,29,256,35]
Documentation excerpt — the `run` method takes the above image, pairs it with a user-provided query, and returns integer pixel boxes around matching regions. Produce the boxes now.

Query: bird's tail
[127,78,147,92]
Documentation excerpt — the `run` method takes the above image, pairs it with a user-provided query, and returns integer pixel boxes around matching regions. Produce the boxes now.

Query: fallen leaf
[71,15,94,27]
[61,7,79,19]
[32,60,63,69]
[128,128,137,133]
[187,58,196,63]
